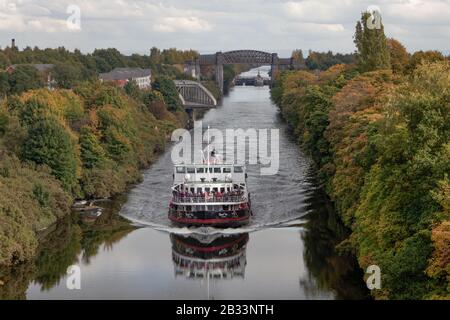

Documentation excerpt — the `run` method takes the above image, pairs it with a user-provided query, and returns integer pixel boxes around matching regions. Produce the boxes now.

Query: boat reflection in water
[171,233,249,280]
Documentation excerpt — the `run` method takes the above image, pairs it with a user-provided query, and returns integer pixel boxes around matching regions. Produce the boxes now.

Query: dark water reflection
[0,67,369,299]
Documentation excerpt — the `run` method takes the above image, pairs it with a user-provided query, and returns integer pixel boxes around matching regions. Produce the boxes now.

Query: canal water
[0,67,369,300]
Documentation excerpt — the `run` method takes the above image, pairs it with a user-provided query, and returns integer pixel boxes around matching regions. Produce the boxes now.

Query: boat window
[196,168,204,173]
[176,167,185,173]
[186,167,195,173]
[234,166,243,173]
[209,168,213,173]
[223,167,231,173]
[190,188,195,193]
[213,187,218,192]
[196,188,202,193]
[205,187,211,192]
[214,167,221,173]
[220,188,225,193]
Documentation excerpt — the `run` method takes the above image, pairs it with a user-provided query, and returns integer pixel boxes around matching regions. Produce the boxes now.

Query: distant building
[99,67,152,89]
[184,60,200,80]
[7,63,55,89]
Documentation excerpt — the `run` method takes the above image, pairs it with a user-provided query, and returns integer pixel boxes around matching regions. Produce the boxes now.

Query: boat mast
[207,125,210,182]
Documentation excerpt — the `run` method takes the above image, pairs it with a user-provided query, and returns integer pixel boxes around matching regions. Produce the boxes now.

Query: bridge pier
[194,58,201,81]
[270,53,279,87]
[215,52,224,94]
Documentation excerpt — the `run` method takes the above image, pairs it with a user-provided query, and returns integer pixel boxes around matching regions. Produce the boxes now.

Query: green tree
[92,48,127,71]
[0,108,8,136]
[124,80,141,101]
[53,62,83,89]
[21,117,78,192]
[0,72,10,96]
[0,52,11,69]
[79,127,105,169]
[152,76,182,112]
[150,47,161,65]
[354,11,391,72]
[8,65,44,94]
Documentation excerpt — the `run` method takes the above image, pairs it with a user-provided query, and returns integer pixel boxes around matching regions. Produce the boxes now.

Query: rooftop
[99,67,151,81]
[10,64,54,72]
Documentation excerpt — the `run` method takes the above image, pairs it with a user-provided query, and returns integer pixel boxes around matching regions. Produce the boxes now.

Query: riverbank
[0,80,187,267]
[270,61,450,299]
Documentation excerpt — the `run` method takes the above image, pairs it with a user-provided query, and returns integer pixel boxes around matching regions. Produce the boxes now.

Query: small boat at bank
[72,200,103,218]
[168,150,252,227]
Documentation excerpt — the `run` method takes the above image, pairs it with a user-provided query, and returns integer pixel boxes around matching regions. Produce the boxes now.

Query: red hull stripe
[174,235,247,253]
[169,215,249,224]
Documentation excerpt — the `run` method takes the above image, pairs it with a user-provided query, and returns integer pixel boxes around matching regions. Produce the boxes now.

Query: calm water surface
[1,67,369,300]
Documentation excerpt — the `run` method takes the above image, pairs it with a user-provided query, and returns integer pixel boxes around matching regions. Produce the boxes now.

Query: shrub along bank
[0,79,186,266]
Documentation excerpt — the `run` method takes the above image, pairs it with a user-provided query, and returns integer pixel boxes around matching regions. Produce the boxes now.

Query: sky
[0,0,449,57]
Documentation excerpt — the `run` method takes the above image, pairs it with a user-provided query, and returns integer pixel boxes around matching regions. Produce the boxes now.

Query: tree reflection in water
[0,195,135,299]
[300,169,370,300]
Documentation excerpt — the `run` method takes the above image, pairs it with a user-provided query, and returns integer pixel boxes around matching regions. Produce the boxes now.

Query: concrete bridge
[173,80,217,109]
[184,50,302,93]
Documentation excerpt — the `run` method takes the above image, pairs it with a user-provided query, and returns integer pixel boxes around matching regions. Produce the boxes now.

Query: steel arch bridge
[173,80,217,109]
[221,50,273,65]
[185,49,297,93]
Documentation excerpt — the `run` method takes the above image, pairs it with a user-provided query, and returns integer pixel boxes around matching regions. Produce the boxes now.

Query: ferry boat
[254,70,264,87]
[168,150,252,227]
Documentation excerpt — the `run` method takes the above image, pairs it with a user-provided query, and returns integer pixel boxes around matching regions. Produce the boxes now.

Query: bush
[21,117,78,193]
[152,76,182,112]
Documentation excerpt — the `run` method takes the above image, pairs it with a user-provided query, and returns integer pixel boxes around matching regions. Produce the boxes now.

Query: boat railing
[172,194,246,204]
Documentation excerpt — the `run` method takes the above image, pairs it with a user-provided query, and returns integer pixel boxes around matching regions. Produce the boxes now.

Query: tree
[0,108,8,136]
[21,117,78,192]
[354,11,391,72]
[406,50,446,73]
[53,62,82,89]
[387,38,410,74]
[79,127,105,169]
[124,80,141,101]
[0,72,10,96]
[292,49,305,63]
[0,52,11,69]
[305,51,356,71]
[147,101,169,120]
[92,48,127,71]
[8,65,44,94]
[152,76,182,112]
[142,90,165,105]
[150,47,161,65]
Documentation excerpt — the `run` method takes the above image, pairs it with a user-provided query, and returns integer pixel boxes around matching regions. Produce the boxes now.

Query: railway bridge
[184,50,300,92]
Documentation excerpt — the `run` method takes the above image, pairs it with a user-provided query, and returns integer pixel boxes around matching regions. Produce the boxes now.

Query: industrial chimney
[11,38,16,49]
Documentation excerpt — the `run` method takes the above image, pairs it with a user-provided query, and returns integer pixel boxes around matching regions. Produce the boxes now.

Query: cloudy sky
[0,0,449,57]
